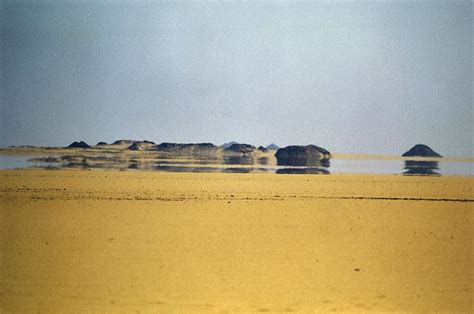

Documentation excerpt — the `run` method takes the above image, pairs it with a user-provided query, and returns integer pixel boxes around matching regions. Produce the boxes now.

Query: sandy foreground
[0,170,472,313]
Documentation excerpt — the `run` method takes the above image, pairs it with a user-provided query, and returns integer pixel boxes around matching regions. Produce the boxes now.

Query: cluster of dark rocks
[68,140,157,150]
[224,143,255,153]
[66,139,283,157]
[66,139,442,167]
[154,142,217,152]
[152,143,269,155]
[112,139,156,146]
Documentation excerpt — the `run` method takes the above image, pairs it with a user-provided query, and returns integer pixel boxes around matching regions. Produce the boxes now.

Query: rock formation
[402,144,442,158]
[127,143,143,151]
[275,145,331,166]
[154,143,217,153]
[68,141,90,149]
[224,143,256,154]
[221,141,239,149]
[112,139,155,146]
[112,139,135,145]
[96,141,108,146]
[265,143,280,150]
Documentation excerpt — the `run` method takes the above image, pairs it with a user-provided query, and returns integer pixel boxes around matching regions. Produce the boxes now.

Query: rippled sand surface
[1,170,472,312]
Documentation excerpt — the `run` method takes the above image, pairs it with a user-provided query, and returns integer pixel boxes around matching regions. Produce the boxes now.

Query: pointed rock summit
[221,141,239,149]
[68,141,90,149]
[402,144,442,158]
[265,143,279,150]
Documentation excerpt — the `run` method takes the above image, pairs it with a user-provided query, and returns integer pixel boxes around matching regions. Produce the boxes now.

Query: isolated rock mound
[402,144,442,158]
[68,141,90,149]
[225,143,256,154]
[275,145,331,166]
[96,141,108,146]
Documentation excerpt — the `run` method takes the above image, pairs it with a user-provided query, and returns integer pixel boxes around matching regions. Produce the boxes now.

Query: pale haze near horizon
[1,1,472,156]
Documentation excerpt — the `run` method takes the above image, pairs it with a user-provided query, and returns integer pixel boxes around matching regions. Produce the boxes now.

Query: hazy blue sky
[1,1,472,155]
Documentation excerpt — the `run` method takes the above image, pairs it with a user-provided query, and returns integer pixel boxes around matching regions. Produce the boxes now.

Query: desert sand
[1,170,472,312]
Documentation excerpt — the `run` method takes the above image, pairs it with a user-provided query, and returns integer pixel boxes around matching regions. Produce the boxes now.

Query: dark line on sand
[314,196,473,203]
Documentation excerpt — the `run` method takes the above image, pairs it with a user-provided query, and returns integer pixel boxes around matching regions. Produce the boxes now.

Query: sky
[1,0,472,156]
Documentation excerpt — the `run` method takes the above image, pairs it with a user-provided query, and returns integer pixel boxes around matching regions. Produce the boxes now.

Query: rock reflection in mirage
[403,160,440,176]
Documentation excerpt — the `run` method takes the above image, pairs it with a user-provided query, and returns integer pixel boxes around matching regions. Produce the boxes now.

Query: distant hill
[154,143,217,152]
[112,139,135,145]
[68,141,90,149]
[224,143,256,154]
[112,139,156,145]
[265,143,279,150]
[402,144,442,158]
[221,141,239,149]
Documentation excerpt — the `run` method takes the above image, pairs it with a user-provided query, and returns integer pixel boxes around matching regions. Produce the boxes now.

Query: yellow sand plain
[0,170,472,313]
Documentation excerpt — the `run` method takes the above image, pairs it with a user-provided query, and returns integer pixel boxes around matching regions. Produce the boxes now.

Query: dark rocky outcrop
[127,143,143,151]
[112,139,155,146]
[257,146,269,153]
[402,144,442,158]
[154,143,217,152]
[225,143,256,154]
[96,141,108,146]
[68,141,90,149]
[275,145,331,166]
[112,139,135,145]
[265,143,280,150]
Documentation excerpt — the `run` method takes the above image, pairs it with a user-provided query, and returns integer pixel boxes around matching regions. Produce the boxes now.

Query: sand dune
[1,170,472,312]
